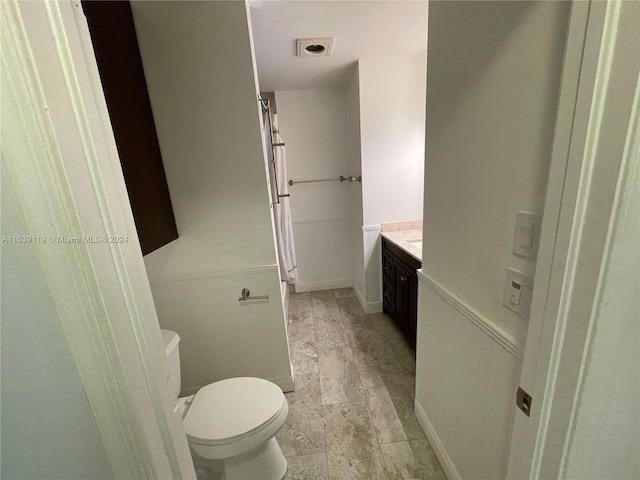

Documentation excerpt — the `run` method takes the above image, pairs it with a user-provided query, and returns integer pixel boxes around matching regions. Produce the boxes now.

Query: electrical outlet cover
[503,267,534,318]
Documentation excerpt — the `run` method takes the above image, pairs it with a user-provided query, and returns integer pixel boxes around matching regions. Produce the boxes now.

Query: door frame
[507,0,639,477]
[1,1,195,477]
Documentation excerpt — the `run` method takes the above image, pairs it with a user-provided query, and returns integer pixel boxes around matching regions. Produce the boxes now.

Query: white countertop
[380,229,422,262]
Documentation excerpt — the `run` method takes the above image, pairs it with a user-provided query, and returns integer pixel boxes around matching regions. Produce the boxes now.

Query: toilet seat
[183,377,286,447]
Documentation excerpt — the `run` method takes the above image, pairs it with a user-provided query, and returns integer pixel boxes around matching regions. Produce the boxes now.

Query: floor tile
[289,292,311,306]
[323,402,389,480]
[283,288,440,480]
[348,325,395,368]
[318,347,365,405]
[311,290,338,305]
[289,328,318,375]
[332,288,355,299]
[314,313,349,349]
[358,365,412,398]
[365,390,425,444]
[398,371,417,399]
[284,453,329,480]
[285,373,322,408]
[289,300,314,327]
[337,297,368,325]
[371,313,407,344]
[381,440,446,480]
[386,338,417,374]
[359,366,424,443]
[277,374,325,456]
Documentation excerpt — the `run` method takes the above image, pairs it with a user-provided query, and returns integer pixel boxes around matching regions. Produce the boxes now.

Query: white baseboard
[415,398,461,480]
[353,283,366,309]
[353,284,383,314]
[294,278,351,293]
[364,301,383,314]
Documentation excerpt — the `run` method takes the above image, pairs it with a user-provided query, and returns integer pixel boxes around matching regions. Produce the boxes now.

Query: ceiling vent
[296,37,333,57]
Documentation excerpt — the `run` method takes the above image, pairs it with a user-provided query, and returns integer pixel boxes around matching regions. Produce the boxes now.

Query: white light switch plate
[503,267,533,318]
[513,211,542,259]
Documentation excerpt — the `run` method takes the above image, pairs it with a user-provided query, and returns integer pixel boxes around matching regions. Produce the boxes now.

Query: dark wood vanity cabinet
[83,1,178,255]
[382,237,421,349]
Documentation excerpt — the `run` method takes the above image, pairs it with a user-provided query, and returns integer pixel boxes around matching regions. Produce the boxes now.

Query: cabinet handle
[401,276,406,282]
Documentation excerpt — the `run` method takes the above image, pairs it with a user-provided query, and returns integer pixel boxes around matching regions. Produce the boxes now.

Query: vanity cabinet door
[382,237,420,351]
[82,0,178,255]
[406,273,418,346]
[393,263,407,330]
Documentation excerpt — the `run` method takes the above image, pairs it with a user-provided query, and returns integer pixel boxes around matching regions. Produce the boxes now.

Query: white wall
[1,175,113,480]
[275,88,352,292]
[346,66,366,304]
[359,56,426,226]
[416,2,570,479]
[357,56,427,309]
[132,1,292,391]
[420,1,569,344]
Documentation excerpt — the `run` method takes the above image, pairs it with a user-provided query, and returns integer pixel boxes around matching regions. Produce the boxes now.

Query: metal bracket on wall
[516,386,532,417]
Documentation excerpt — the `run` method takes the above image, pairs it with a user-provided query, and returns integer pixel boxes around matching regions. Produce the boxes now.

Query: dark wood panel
[393,262,406,330]
[382,236,421,351]
[82,0,178,255]
[407,274,418,347]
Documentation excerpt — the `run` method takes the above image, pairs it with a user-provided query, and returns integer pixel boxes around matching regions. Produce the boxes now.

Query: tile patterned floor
[279,289,446,480]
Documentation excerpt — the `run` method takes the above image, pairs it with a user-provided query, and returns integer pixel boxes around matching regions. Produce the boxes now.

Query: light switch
[518,222,534,248]
[513,211,542,259]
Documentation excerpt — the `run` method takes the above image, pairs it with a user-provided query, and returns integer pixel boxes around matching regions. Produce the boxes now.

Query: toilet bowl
[161,329,288,480]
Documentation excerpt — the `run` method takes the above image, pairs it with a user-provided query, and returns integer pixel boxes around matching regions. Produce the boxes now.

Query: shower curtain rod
[288,175,362,186]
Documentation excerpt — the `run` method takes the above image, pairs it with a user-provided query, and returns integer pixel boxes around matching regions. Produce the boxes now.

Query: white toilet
[161,329,289,480]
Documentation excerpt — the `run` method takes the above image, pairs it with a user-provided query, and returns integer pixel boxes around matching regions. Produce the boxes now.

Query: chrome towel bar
[238,288,269,302]
[288,175,361,186]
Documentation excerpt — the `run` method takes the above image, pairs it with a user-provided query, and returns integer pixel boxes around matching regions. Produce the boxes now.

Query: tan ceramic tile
[289,328,319,375]
[323,402,389,480]
[371,313,407,344]
[318,347,364,405]
[277,374,325,456]
[359,366,424,443]
[381,440,445,480]
[289,301,314,327]
[337,297,368,326]
[314,312,349,349]
[284,453,329,480]
[290,292,312,305]
[276,404,326,456]
[385,338,417,375]
[332,288,355,299]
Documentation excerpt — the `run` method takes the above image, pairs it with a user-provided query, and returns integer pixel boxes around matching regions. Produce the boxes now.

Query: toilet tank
[161,329,181,398]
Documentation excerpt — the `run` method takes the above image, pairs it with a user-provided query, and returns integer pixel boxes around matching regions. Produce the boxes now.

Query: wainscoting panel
[149,265,293,393]
[415,271,522,480]
[362,224,383,312]
[292,217,351,292]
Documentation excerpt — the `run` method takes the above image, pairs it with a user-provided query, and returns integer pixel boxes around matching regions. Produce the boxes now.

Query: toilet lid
[183,377,285,446]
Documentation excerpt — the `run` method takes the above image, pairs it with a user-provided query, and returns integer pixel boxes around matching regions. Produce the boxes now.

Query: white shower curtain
[267,112,298,283]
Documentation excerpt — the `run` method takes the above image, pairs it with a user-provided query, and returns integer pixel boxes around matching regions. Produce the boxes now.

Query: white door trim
[507,0,639,477]
[1,1,195,477]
